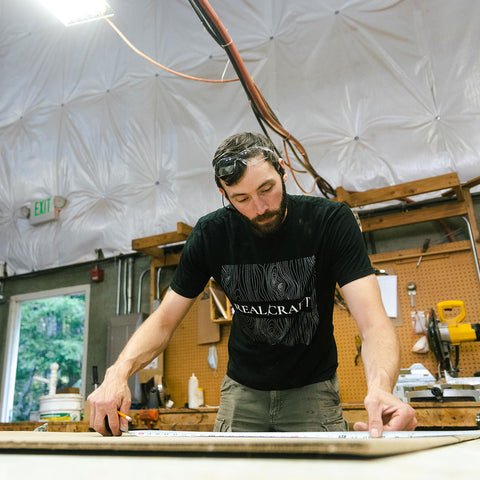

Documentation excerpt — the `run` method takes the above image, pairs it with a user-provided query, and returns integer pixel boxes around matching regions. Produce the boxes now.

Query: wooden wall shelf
[132,222,193,262]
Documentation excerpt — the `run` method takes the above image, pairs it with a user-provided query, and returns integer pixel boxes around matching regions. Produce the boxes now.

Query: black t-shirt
[170,195,374,390]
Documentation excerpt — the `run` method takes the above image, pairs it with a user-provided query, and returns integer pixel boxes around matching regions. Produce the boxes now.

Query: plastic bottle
[188,373,199,408]
[197,387,204,407]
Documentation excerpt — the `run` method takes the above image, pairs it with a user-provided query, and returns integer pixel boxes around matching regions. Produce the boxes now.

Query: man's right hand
[87,371,131,436]
[86,290,195,436]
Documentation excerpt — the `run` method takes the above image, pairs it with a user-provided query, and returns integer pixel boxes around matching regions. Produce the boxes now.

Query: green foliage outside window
[12,294,85,422]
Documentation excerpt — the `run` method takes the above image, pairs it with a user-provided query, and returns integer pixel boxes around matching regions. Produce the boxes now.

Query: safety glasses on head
[214,146,276,180]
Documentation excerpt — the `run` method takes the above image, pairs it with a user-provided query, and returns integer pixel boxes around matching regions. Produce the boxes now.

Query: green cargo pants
[213,374,349,432]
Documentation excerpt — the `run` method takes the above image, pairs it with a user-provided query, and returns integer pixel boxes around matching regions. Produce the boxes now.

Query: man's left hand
[353,389,417,438]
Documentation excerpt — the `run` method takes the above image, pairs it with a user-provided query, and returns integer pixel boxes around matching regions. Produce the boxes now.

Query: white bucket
[39,394,83,422]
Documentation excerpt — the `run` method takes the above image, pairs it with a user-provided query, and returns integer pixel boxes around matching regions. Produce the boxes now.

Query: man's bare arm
[87,288,195,435]
[341,274,417,437]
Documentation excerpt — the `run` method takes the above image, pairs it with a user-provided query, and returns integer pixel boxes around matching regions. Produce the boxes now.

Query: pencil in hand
[117,410,133,422]
[104,411,132,435]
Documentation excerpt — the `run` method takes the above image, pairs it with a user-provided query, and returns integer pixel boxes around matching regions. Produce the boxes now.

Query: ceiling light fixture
[39,0,114,27]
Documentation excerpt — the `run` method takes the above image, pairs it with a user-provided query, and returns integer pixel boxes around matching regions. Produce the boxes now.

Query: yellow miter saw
[426,300,480,378]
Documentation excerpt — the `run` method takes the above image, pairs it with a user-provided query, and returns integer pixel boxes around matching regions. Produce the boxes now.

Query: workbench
[1,402,479,480]
[2,401,479,433]
[343,402,480,429]
[0,430,479,480]
[125,403,480,431]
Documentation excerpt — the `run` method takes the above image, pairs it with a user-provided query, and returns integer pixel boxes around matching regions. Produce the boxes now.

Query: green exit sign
[29,197,59,225]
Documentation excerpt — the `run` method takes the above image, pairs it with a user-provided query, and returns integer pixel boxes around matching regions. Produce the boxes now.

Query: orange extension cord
[104,4,336,197]
[104,16,238,84]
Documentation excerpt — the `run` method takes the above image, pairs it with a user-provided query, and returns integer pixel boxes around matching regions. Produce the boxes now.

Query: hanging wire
[188,0,336,198]
[104,3,336,198]
[103,16,239,84]
[282,140,316,194]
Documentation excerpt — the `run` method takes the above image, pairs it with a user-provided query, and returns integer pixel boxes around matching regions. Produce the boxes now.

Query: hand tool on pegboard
[334,287,349,312]
[354,335,362,366]
[416,238,431,267]
[407,282,417,308]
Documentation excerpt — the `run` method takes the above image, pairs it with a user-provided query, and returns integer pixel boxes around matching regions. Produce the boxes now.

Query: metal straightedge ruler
[129,430,479,439]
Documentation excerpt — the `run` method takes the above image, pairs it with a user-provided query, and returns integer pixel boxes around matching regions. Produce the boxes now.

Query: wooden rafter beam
[131,222,193,259]
[335,173,463,207]
[359,202,468,232]
[443,175,480,197]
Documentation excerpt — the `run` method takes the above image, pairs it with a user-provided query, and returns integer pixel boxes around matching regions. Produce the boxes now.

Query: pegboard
[335,240,480,403]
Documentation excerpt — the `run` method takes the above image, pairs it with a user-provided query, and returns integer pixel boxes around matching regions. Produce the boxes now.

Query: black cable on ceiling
[187,0,336,198]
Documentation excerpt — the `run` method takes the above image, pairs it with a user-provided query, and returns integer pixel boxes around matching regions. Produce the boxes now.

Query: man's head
[212,132,288,236]
[213,132,285,189]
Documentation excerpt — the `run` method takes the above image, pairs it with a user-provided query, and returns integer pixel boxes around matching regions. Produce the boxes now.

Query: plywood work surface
[0,430,479,458]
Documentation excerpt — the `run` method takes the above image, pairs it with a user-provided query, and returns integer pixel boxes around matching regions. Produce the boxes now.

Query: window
[0,285,90,422]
